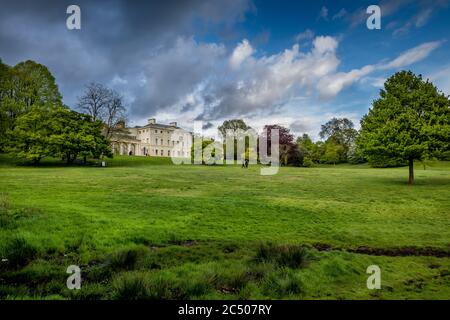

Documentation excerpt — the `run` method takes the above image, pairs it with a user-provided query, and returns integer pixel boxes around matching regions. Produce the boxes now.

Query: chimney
[148,118,156,124]
[169,122,177,127]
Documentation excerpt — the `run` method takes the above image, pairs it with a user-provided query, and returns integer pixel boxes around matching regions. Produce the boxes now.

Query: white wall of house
[113,120,192,157]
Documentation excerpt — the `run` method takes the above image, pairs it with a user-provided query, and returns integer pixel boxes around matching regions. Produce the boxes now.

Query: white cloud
[332,8,347,20]
[313,36,338,54]
[415,8,433,27]
[317,65,375,99]
[379,41,443,69]
[229,39,254,69]
[294,29,314,43]
[129,35,443,127]
[393,8,434,36]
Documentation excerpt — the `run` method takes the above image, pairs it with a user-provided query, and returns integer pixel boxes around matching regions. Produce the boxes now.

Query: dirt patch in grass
[312,243,450,257]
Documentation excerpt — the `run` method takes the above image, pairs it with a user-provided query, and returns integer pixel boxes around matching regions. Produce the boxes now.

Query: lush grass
[0,154,449,299]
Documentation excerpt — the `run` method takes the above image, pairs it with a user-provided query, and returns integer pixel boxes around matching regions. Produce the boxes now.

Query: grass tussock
[1,237,37,268]
[107,247,148,271]
[254,243,310,269]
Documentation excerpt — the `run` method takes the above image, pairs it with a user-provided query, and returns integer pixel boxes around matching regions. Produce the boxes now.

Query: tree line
[1,58,449,184]
[214,72,450,184]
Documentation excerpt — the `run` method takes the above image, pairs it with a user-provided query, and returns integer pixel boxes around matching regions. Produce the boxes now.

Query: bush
[302,158,314,167]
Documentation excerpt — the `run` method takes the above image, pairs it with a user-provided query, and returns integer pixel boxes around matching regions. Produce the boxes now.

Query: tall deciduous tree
[77,83,127,138]
[218,119,251,161]
[358,71,450,184]
[0,60,62,150]
[5,105,53,164]
[48,108,112,163]
[7,106,112,164]
[319,117,358,161]
[263,124,300,166]
[218,119,250,138]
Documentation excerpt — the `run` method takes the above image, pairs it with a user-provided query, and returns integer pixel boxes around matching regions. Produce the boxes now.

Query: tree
[77,83,127,137]
[0,59,10,150]
[263,124,300,166]
[218,119,251,161]
[77,83,110,122]
[48,108,112,164]
[218,119,250,138]
[297,134,315,166]
[358,71,450,184]
[5,105,53,164]
[319,118,357,161]
[12,60,62,108]
[0,60,62,150]
[322,139,345,165]
[7,106,112,164]
[104,90,127,139]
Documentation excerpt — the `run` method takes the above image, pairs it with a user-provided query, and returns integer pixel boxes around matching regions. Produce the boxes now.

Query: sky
[1,0,449,139]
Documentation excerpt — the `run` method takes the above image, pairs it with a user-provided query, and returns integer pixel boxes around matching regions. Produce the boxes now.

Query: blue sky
[1,0,449,139]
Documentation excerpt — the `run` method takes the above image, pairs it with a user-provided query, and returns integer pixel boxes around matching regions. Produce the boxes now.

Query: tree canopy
[77,82,127,138]
[357,70,450,184]
[0,60,63,151]
[7,106,112,164]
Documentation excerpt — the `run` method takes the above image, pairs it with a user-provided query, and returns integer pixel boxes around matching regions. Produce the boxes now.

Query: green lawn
[0,154,449,300]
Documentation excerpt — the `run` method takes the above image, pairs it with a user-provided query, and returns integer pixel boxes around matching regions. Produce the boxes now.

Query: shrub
[302,158,315,167]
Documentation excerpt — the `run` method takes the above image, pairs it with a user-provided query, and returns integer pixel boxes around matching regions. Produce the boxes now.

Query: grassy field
[0,154,449,300]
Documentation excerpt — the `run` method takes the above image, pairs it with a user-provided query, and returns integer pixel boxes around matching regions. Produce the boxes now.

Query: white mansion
[111,118,192,157]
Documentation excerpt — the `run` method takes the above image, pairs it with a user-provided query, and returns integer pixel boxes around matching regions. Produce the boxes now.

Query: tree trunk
[408,157,414,185]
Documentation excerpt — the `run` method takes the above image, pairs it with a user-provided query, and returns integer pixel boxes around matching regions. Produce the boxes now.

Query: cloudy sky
[1,0,449,139]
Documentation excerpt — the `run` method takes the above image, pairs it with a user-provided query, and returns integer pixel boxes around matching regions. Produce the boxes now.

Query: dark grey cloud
[0,0,253,121]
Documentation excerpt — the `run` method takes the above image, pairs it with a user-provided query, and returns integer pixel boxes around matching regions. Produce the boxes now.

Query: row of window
[143,138,186,147]
[146,149,189,157]
[139,129,167,134]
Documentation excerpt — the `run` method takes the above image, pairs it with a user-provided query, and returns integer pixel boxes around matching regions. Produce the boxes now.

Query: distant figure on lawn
[242,159,249,168]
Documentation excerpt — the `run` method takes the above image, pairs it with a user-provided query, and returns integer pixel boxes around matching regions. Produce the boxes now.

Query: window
[161,139,163,145]
[172,141,174,146]
[155,138,158,144]
[138,130,141,134]
[156,149,158,155]
[168,150,170,156]
[160,130,163,133]
[155,130,157,133]
[167,140,170,145]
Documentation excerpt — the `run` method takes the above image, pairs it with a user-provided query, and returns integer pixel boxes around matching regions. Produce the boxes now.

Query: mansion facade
[111,118,192,158]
